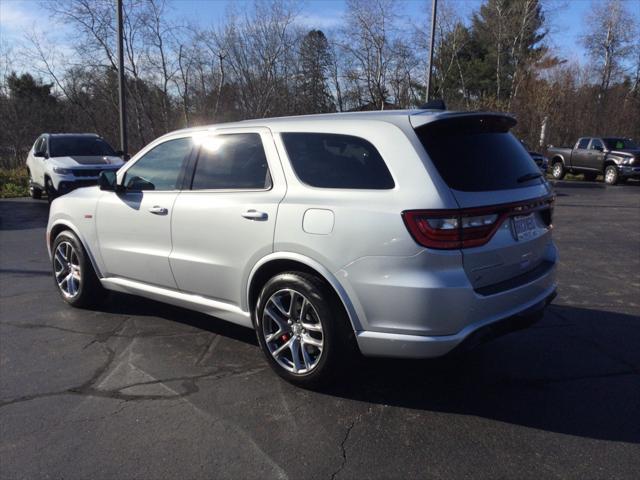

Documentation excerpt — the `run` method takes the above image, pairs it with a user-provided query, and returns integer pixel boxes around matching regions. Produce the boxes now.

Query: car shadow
[0,199,50,231]
[96,293,640,444]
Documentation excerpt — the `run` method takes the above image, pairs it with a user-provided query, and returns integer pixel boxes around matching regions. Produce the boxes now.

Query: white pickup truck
[26,133,125,202]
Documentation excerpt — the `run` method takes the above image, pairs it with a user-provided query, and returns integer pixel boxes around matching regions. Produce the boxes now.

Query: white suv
[46,110,558,386]
[26,133,124,202]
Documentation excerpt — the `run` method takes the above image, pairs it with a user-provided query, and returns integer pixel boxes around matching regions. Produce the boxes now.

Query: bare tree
[583,0,635,94]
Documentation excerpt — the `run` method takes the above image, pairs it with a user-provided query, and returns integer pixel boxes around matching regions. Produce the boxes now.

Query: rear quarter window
[281,133,394,189]
[416,115,543,192]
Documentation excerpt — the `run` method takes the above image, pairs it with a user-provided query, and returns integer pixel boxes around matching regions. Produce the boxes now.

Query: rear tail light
[402,195,554,250]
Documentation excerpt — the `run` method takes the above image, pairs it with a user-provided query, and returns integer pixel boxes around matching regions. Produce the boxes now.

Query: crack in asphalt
[0,362,266,409]
[330,418,358,480]
[0,320,207,343]
[0,315,266,409]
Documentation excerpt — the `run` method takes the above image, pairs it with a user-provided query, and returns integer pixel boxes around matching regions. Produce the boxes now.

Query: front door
[96,136,194,288]
[586,138,605,171]
[169,128,286,308]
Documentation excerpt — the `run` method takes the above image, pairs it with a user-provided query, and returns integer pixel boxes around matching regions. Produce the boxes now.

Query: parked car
[46,110,557,386]
[26,133,125,202]
[547,137,639,185]
[520,140,548,173]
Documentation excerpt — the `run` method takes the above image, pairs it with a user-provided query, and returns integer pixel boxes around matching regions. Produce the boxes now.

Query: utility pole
[425,0,438,102]
[117,0,128,156]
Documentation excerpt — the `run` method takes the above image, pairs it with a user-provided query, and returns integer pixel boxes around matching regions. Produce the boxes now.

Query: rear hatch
[410,112,554,292]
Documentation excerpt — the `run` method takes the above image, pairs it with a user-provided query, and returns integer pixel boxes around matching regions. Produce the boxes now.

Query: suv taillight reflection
[402,195,554,250]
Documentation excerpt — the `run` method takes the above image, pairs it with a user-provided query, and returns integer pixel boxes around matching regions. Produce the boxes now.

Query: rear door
[412,113,554,291]
[169,128,286,308]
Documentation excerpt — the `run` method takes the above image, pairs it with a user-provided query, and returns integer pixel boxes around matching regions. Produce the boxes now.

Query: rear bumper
[343,243,558,358]
[356,286,556,358]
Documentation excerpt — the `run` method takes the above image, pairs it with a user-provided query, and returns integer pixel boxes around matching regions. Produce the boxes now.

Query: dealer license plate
[512,213,537,241]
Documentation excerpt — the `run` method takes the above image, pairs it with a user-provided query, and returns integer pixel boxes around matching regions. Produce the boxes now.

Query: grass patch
[0,167,30,198]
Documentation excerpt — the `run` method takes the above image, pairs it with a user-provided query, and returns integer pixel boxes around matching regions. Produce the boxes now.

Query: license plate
[512,213,537,241]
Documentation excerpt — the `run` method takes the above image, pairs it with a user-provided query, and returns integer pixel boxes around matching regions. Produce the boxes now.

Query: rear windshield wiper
[517,172,543,183]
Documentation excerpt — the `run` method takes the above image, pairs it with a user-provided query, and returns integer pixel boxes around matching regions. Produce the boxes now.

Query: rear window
[416,115,543,192]
[50,136,116,157]
[281,133,394,189]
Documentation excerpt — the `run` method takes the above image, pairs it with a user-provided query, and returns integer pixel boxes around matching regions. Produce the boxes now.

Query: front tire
[27,169,42,199]
[52,230,105,308]
[45,177,57,204]
[551,161,565,180]
[254,271,354,387]
[604,165,619,185]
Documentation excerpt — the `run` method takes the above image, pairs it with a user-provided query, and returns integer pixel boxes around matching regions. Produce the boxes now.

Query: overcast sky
[1,0,638,71]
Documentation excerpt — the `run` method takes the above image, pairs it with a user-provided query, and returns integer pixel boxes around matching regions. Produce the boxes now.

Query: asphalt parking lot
[1,181,639,479]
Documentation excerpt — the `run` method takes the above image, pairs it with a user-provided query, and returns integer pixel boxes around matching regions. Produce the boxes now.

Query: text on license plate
[512,213,537,241]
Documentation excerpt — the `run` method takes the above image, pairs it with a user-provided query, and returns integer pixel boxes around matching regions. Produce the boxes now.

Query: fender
[245,251,364,332]
[47,219,104,279]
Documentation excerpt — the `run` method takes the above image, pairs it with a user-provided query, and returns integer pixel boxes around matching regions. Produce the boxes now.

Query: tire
[604,165,619,185]
[254,271,355,388]
[52,230,105,308]
[584,172,598,181]
[30,185,43,199]
[551,161,565,180]
[27,169,42,199]
[45,177,57,204]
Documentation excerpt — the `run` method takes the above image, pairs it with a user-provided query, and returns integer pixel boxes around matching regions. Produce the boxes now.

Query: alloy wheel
[605,168,616,184]
[54,241,82,298]
[261,289,324,374]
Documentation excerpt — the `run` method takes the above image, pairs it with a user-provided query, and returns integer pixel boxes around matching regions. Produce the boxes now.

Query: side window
[34,137,44,153]
[191,133,271,190]
[124,137,193,191]
[281,133,394,189]
[590,139,603,150]
[577,138,590,149]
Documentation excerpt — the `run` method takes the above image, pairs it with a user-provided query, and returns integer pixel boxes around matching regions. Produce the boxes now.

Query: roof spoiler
[410,111,517,130]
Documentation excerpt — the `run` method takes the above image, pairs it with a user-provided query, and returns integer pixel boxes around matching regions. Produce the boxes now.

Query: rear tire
[551,161,565,180]
[254,271,355,388]
[604,165,619,185]
[52,230,105,308]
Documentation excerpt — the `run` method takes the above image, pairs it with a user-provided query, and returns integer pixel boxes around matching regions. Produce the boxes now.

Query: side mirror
[98,170,118,191]
[115,150,131,161]
[125,176,155,191]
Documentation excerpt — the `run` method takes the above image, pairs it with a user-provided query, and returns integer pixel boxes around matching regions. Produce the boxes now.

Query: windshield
[49,136,116,157]
[603,138,638,150]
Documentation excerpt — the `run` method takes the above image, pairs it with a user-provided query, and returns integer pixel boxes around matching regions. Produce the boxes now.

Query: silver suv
[47,110,557,386]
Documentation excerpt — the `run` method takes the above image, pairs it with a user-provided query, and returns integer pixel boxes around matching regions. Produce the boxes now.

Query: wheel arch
[246,253,362,333]
[551,155,564,165]
[48,220,103,278]
[603,158,619,169]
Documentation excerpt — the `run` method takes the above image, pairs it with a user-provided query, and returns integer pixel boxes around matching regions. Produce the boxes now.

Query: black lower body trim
[475,260,555,296]
[450,289,556,355]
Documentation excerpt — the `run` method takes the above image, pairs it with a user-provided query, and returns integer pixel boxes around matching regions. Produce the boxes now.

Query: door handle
[149,205,168,215]
[241,209,268,221]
